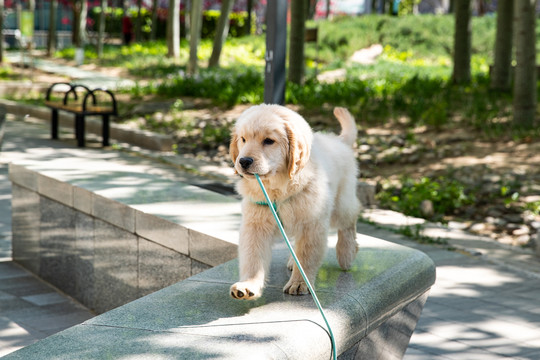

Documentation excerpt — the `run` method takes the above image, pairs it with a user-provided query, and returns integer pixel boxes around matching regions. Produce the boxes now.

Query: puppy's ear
[285,122,310,178]
[229,131,239,170]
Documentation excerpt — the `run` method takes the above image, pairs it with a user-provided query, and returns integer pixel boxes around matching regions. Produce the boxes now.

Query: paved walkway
[4,52,135,90]
[1,78,540,358]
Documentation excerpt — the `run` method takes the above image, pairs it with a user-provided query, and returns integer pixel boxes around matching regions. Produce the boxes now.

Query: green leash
[255,174,337,360]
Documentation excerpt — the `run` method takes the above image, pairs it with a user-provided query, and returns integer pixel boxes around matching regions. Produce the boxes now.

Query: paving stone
[21,293,68,307]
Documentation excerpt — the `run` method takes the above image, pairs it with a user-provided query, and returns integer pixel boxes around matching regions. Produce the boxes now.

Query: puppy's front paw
[283,279,310,296]
[230,281,262,300]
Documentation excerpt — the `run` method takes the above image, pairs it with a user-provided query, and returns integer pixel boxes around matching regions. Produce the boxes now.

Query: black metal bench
[45,82,118,147]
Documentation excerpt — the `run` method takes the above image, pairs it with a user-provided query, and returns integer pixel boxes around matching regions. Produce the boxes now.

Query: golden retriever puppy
[229,104,360,300]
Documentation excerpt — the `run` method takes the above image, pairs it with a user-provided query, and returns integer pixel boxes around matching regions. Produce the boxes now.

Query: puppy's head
[230,104,312,179]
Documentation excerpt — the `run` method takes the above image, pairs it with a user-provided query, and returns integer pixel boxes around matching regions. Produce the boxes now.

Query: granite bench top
[3,236,435,359]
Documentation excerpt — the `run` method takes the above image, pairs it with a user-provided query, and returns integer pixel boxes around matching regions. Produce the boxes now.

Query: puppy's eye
[263,138,275,146]
[241,137,246,143]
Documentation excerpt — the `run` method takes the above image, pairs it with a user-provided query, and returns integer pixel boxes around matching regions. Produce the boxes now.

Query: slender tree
[208,0,234,68]
[47,0,57,57]
[166,0,180,59]
[452,0,471,84]
[150,0,158,41]
[72,0,88,48]
[246,0,253,35]
[288,0,306,84]
[97,0,106,57]
[188,0,203,74]
[136,0,142,41]
[513,0,538,128]
[490,0,513,91]
[0,0,4,63]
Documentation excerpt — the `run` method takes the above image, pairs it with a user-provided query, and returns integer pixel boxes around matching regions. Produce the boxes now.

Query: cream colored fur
[229,104,360,300]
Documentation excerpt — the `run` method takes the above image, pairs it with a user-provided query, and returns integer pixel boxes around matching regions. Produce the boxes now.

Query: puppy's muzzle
[239,157,254,170]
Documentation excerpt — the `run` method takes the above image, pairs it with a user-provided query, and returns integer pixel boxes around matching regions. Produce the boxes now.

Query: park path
[4,52,135,90]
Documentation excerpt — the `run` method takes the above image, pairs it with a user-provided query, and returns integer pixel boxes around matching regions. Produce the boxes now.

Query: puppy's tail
[334,107,357,147]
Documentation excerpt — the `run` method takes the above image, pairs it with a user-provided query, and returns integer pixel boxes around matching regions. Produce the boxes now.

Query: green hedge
[89,8,249,40]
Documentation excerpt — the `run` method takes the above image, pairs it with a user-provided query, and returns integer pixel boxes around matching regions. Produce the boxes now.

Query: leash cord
[255,174,337,360]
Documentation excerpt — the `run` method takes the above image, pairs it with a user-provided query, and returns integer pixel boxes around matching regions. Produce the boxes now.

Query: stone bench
[7,153,435,358]
[4,239,433,359]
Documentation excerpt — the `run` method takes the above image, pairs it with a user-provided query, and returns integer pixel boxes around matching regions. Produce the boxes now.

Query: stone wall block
[189,229,237,267]
[93,219,138,313]
[135,210,189,255]
[137,237,192,298]
[11,184,41,274]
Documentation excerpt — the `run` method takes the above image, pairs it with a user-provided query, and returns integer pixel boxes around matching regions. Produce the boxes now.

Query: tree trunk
[97,0,106,57]
[72,0,87,48]
[208,0,234,68]
[288,0,306,84]
[188,0,203,75]
[47,0,57,57]
[0,0,5,63]
[452,0,471,84]
[136,0,142,42]
[490,0,513,91]
[513,0,538,128]
[166,0,180,59]
[150,0,158,41]
[246,0,253,35]
[326,0,331,18]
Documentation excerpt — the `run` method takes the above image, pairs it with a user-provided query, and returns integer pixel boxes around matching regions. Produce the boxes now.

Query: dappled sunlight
[431,265,521,296]
[0,319,32,357]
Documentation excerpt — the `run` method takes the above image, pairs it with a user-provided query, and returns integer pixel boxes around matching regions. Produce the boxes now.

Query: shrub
[377,176,475,221]
[154,66,264,106]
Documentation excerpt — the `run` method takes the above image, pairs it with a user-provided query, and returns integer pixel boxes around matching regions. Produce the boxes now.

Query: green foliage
[307,15,496,65]
[88,8,249,40]
[0,66,15,79]
[377,177,475,221]
[398,0,423,15]
[525,201,540,216]
[201,10,249,38]
[154,66,264,107]
[49,14,539,139]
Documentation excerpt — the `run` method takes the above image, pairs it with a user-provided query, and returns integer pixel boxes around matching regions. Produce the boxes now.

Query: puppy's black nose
[239,157,254,170]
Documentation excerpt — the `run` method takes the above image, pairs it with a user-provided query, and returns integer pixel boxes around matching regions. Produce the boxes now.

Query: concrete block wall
[9,163,238,314]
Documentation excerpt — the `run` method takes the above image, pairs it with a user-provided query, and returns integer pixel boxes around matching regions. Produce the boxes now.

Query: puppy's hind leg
[333,180,361,270]
[336,225,358,270]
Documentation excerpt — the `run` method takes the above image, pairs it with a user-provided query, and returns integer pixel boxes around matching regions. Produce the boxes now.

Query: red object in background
[122,15,133,44]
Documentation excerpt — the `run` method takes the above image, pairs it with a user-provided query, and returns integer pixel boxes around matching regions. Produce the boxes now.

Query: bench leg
[51,109,59,140]
[75,114,85,147]
[102,115,110,147]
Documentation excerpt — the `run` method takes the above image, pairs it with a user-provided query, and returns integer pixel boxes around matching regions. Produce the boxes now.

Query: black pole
[264,0,287,105]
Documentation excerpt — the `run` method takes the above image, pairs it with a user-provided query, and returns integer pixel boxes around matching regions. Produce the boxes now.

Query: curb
[0,99,174,152]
